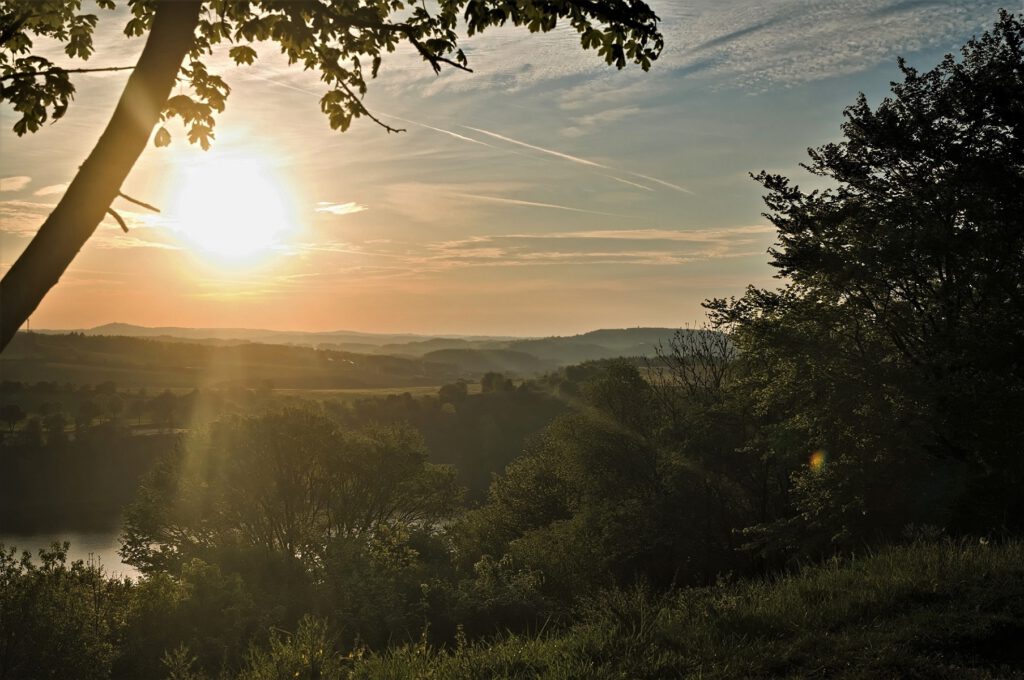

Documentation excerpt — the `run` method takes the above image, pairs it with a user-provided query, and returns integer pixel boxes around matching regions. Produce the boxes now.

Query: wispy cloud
[414,225,774,268]
[0,176,31,192]
[296,225,776,278]
[33,183,68,196]
[236,59,683,196]
[0,199,53,234]
[386,0,1001,97]
[562,106,643,139]
[510,226,774,241]
[316,201,368,216]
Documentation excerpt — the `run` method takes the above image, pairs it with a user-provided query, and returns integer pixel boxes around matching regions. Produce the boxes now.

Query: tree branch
[106,208,129,233]
[338,81,405,134]
[343,18,473,75]
[407,34,473,75]
[117,191,160,213]
[0,11,29,46]
[0,2,202,350]
[0,65,136,83]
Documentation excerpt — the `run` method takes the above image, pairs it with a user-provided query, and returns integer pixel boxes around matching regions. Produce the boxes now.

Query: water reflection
[0,531,139,580]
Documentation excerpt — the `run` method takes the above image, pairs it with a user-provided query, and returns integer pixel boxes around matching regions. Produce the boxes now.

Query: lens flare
[809,449,827,473]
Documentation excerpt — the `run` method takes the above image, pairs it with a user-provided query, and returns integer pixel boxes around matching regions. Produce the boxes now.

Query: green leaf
[124,17,145,38]
[228,45,258,66]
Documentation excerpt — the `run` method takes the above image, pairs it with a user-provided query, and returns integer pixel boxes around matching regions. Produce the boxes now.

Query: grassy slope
[355,540,1024,679]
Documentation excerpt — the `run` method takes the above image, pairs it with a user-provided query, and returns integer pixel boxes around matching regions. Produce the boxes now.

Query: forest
[2,9,1023,680]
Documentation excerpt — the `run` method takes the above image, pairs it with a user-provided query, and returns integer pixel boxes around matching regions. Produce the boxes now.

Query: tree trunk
[0,1,202,351]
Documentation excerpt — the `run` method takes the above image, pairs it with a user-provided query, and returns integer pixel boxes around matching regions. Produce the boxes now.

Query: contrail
[463,126,610,168]
[388,115,496,147]
[239,72,689,194]
[455,193,626,218]
[604,175,655,192]
[465,125,691,194]
[626,171,693,194]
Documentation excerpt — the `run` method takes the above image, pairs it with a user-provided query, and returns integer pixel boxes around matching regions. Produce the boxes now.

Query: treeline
[0,373,569,530]
[0,332,464,389]
[328,374,566,498]
[1,378,307,437]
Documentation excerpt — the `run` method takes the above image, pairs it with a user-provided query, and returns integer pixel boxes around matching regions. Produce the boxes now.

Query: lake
[0,530,139,579]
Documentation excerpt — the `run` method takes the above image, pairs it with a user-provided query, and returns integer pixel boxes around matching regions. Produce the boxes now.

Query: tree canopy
[710,9,1024,546]
[0,0,664,350]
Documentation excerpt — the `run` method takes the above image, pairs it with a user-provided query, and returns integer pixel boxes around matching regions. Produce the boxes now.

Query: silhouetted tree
[149,390,177,429]
[43,411,69,447]
[439,380,469,405]
[127,397,146,426]
[75,398,102,432]
[481,372,514,393]
[1,403,25,434]
[20,416,43,448]
[710,11,1024,547]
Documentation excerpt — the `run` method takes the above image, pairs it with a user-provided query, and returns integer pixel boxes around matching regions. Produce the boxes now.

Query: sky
[0,0,1007,336]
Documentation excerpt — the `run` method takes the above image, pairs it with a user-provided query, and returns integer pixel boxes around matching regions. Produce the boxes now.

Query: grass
[350,540,1024,679]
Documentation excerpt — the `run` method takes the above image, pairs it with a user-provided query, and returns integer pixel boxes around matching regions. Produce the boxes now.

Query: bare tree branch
[0,65,135,83]
[117,191,160,213]
[106,208,129,233]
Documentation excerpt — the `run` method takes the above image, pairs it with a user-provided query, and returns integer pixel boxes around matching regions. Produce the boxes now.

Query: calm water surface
[0,530,139,579]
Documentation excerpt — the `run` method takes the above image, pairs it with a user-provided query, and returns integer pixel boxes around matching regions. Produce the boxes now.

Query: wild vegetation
[2,10,1022,680]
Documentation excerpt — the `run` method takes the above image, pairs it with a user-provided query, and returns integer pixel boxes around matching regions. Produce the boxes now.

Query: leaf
[124,17,145,37]
[154,126,171,147]
[228,45,258,66]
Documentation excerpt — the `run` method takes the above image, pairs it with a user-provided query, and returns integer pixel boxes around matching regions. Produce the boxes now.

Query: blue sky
[0,0,1007,335]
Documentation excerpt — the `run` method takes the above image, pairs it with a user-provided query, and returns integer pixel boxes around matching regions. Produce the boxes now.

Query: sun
[166,151,298,264]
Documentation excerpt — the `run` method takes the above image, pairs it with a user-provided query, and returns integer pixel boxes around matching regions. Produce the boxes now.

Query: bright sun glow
[167,151,298,264]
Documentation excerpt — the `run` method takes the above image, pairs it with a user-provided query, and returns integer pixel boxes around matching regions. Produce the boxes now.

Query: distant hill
[1,332,462,390]
[16,325,691,386]
[422,348,554,375]
[48,323,493,349]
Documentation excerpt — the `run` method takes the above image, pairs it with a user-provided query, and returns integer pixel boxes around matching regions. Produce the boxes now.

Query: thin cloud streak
[387,115,496,147]
[463,126,692,194]
[463,126,609,168]
[626,172,693,194]
[604,175,655,192]
[316,201,368,216]
[293,224,777,279]
[454,193,627,217]
[505,226,774,241]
